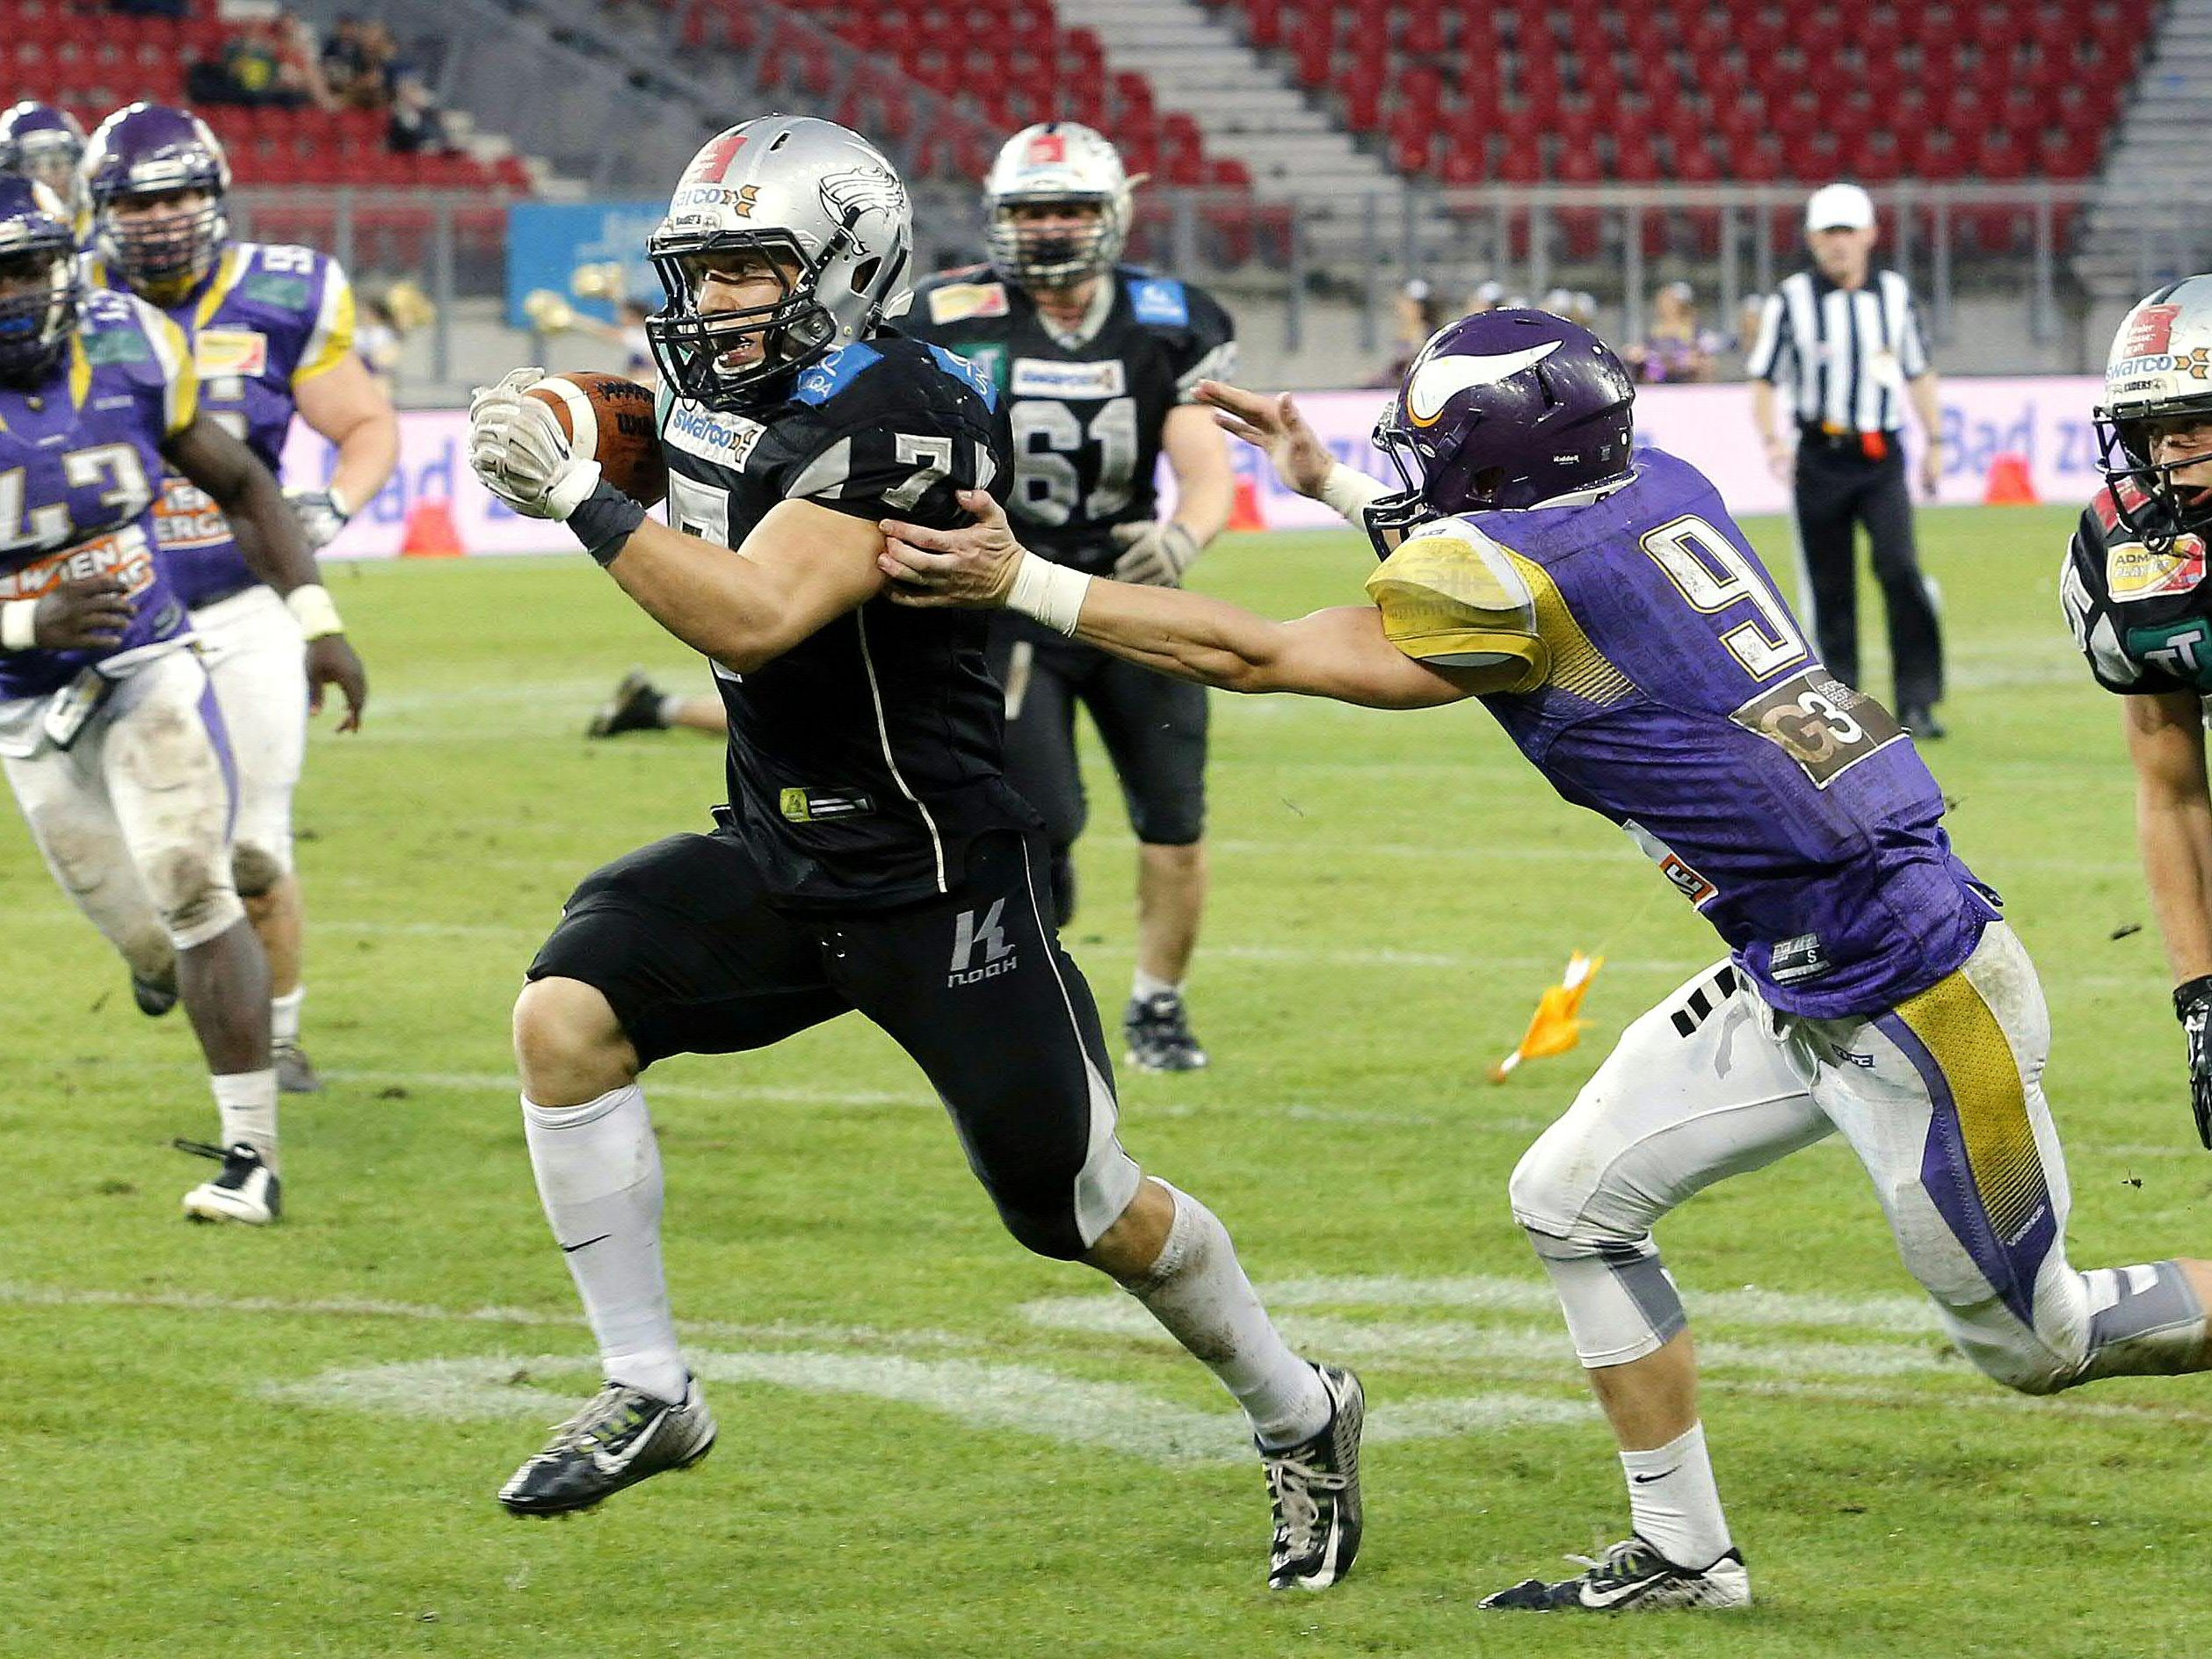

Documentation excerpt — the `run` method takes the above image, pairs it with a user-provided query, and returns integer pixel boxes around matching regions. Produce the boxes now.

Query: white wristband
[0,598,38,652]
[1005,552,1092,636]
[284,583,344,641]
[1318,463,1389,525]
[326,482,352,520]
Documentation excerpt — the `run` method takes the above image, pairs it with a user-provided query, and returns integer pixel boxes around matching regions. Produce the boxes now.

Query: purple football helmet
[84,103,232,296]
[0,102,88,222]
[0,173,82,384]
[1367,308,1635,556]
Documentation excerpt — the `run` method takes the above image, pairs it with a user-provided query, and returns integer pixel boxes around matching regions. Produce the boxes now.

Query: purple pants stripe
[194,669,239,841]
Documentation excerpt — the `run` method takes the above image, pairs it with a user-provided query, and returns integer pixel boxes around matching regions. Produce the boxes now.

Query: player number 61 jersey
[904,264,1235,575]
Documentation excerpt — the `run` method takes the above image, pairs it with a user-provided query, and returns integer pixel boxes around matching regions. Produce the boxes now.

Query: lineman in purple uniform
[0,177,366,1221]
[879,308,2212,1612]
[0,101,89,232]
[83,103,397,1092]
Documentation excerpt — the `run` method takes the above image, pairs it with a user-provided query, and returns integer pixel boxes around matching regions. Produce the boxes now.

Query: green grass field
[6,505,2209,1658]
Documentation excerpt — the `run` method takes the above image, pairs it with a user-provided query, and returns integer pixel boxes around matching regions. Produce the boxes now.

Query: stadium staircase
[2074,0,2212,303]
[1067,0,1416,223]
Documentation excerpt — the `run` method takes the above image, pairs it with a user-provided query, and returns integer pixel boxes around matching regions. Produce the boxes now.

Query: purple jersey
[0,288,198,701]
[91,242,353,607]
[1367,445,1994,1017]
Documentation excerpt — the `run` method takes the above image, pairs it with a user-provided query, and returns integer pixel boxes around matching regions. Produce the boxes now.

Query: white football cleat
[176,1139,281,1225]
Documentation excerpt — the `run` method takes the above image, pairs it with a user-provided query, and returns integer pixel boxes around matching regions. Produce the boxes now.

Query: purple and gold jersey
[1367,445,1996,1017]
[90,241,353,607]
[0,288,197,701]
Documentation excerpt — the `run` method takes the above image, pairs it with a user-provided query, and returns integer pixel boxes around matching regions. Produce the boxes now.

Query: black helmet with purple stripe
[0,173,81,384]
[1367,308,1635,556]
[84,102,232,299]
[0,102,88,224]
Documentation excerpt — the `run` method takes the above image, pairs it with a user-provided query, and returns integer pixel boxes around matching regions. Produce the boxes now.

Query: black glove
[2173,974,2212,1148]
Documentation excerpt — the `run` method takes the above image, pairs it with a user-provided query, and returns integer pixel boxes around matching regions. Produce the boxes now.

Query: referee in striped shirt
[1748,182,1948,736]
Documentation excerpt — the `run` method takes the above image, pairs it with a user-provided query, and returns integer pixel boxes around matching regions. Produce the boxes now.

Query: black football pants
[1791,440,1946,714]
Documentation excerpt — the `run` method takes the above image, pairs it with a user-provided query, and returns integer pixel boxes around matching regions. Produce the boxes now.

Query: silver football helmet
[646,115,912,411]
[2096,274,2212,549]
[983,121,1134,290]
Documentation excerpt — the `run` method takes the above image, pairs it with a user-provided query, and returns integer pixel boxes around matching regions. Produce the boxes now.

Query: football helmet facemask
[0,175,81,385]
[84,103,233,301]
[0,102,88,225]
[647,115,912,413]
[983,121,1135,290]
[2095,275,2212,552]
[1367,308,1636,558]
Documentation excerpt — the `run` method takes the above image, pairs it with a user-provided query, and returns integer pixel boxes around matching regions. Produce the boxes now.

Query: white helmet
[983,121,1134,289]
[2096,274,2212,548]
[646,114,912,410]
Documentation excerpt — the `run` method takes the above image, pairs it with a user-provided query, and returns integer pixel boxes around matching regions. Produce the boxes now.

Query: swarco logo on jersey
[948,899,1017,987]
[664,402,765,469]
[1009,358,1127,399]
[2107,535,2208,602]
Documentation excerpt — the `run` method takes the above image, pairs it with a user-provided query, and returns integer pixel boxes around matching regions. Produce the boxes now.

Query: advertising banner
[287,375,2113,560]
[502,201,664,330]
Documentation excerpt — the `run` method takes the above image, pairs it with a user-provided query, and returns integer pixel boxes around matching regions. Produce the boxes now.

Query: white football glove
[1109,519,1202,587]
[282,485,350,552]
[468,366,601,521]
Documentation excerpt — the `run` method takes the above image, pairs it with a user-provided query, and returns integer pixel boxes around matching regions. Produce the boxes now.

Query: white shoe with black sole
[175,1139,281,1225]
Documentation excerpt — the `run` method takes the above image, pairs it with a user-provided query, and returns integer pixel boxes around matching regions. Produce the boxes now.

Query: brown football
[524,371,667,509]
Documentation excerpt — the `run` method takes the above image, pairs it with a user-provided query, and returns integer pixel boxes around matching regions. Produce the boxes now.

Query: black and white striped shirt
[1746,268,1930,435]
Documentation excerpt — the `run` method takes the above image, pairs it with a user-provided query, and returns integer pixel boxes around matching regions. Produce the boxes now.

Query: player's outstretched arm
[881,489,1472,711]
[164,412,368,730]
[1194,379,1390,525]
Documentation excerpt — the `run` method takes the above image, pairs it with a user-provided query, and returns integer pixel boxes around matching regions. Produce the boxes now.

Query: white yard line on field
[18,1278,2212,1444]
[256,1350,1598,1463]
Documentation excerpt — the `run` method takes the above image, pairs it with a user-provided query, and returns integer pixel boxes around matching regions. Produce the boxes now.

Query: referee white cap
[1805,182,1875,231]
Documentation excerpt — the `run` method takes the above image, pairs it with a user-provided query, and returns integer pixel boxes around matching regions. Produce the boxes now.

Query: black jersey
[2061,479,2212,695]
[903,263,1236,575]
[656,330,1036,909]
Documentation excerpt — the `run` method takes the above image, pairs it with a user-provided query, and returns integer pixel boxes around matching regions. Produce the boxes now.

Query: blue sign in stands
[504,201,666,330]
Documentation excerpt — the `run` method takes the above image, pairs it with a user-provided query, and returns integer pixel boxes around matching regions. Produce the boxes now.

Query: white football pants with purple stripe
[1509,922,2204,1393]
[4,647,242,972]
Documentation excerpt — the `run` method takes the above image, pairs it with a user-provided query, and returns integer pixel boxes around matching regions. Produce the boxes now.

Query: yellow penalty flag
[1489,951,1604,1083]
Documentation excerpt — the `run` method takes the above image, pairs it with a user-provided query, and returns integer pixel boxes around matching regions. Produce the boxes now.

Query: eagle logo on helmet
[819,167,905,227]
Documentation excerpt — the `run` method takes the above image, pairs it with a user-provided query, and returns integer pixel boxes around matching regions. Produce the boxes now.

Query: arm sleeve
[1744,292,1790,385]
[292,254,358,386]
[1171,285,1238,402]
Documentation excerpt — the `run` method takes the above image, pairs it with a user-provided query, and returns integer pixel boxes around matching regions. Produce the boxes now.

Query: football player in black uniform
[466,118,1361,1592]
[2064,275,2212,1152]
[589,121,1237,1075]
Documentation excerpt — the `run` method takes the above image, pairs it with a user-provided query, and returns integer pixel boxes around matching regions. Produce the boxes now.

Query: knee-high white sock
[272,986,304,1046]
[1118,1183,1330,1448]
[521,1084,686,1404]
[1621,1421,1734,1570]
[211,1069,279,1170]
